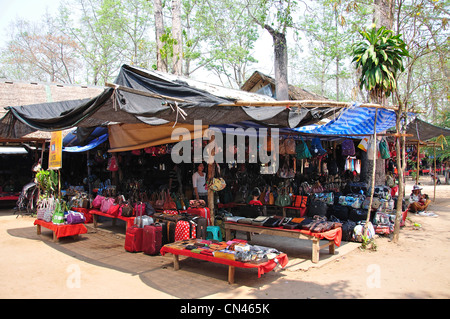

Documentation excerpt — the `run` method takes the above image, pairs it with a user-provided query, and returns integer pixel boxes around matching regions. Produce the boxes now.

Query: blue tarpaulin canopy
[293,106,397,137]
[63,127,108,152]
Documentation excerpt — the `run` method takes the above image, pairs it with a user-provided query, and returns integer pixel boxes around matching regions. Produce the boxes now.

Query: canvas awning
[406,118,450,142]
[293,106,397,137]
[0,65,340,139]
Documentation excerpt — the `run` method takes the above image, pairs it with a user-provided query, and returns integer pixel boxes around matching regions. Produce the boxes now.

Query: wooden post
[416,142,420,185]
[365,109,378,230]
[433,146,437,202]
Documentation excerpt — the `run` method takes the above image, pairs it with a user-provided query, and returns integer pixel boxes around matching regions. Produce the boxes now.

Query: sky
[0,0,274,85]
[0,0,61,46]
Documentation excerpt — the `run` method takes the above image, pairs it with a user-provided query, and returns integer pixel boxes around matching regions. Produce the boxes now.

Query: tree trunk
[373,0,394,29]
[172,0,182,75]
[154,0,167,72]
[264,24,289,101]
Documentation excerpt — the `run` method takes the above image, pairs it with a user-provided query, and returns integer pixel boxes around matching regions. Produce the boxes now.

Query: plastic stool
[206,226,222,241]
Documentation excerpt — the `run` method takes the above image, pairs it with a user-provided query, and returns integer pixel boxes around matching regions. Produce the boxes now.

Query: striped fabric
[294,106,397,136]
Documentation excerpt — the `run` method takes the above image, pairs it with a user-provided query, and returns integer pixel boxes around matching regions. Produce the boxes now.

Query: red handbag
[107,204,120,217]
[163,190,177,210]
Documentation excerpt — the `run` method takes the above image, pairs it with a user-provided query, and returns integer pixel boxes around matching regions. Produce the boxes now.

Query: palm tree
[352,26,410,244]
[352,26,410,104]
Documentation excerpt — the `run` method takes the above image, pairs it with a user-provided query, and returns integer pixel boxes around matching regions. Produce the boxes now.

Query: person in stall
[408,185,431,214]
[192,162,208,202]
[249,187,263,206]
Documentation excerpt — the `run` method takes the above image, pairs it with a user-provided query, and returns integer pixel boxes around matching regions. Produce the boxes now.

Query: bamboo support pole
[365,109,378,234]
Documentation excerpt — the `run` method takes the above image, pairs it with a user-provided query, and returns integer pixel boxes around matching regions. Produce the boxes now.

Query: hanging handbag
[341,139,355,156]
[163,190,177,210]
[379,139,390,159]
[311,137,327,156]
[284,136,296,155]
[154,192,165,210]
[296,136,312,159]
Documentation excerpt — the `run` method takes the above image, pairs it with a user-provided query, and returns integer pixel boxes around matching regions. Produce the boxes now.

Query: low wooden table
[34,219,87,242]
[224,222,342,263]
[160,244,289,284]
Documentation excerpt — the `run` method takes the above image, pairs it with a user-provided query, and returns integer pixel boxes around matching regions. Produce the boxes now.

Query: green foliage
[35,169,58,197]
[352,26,410,101]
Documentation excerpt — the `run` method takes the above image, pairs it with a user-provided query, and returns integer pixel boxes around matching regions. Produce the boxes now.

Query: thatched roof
[0,80,104,142]
[240,71,329,101]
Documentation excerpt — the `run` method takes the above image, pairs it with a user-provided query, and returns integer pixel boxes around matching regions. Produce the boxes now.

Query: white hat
[412,185,423,191]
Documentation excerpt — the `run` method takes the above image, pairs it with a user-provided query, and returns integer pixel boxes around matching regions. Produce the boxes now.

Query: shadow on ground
[7,216,360,299]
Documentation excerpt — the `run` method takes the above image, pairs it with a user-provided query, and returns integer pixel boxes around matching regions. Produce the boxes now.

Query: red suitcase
[125,201,144,252]
[142,224,163,255]
[124,225,143,252]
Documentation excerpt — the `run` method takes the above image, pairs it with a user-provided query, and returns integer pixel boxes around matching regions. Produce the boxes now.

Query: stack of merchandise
[163,238,282,264]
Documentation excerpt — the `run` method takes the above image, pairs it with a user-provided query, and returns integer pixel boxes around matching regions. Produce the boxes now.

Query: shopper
[192,163,207,202]
[408,185,431,213]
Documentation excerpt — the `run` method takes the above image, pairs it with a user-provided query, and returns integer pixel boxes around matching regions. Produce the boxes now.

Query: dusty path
[0,180,449,299]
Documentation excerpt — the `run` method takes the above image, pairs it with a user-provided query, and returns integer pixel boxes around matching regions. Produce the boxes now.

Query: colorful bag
[296,136,311,159]
[120,203,134,217]
[66,211,86,224]
[341,139,355,156]
[92,195,105,209]
[311,138,327,156]
[134,202,146,216]
[209,177,226,192]
[163,190,177,210]
[379,139,390,159]
[175,220,196,241]
[189,199,206,208]
[100,197,115,214]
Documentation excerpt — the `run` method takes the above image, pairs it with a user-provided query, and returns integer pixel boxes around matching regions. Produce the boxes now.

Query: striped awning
[294,106,397,136]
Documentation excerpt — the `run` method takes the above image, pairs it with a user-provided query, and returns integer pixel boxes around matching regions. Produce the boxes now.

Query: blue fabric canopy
[294,106,397,136]
[63,127,108,152]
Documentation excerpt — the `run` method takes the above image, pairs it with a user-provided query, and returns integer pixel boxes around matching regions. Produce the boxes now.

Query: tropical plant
[35,169,58,197]
[352,26,410,104]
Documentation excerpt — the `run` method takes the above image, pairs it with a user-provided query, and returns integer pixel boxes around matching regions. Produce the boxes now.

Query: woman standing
[192,163,208,202]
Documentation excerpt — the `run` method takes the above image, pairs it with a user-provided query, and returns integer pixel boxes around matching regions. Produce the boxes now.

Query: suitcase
[175,219,197,241]
[186,207,211,225]
[142,224,163,255]
[191,216,207,239]
[124,225,143,252]
[124,201,144,252]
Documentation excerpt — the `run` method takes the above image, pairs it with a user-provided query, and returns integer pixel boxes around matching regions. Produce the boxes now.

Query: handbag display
[189,199,206,208]
[100,197,115,214]
[66,211,86,224]
[120,203,134,217]
[296,136,311,159]
[92,195,105,209]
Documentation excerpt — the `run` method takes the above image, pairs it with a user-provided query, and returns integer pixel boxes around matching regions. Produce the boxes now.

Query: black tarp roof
[406,118,450,141]
[0,64,339,139]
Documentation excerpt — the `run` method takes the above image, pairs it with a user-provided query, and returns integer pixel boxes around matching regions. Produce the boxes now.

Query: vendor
[408,185,431,213]
[192,163,208,202]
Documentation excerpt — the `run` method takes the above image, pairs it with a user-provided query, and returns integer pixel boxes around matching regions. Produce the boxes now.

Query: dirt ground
[1,178,449,299]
